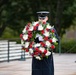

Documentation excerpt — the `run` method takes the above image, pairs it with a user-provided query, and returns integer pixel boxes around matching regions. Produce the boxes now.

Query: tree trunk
[55,0,64,36]
[47,0,54,25]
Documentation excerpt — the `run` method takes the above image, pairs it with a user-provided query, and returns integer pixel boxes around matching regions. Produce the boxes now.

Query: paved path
[0,54,76,75]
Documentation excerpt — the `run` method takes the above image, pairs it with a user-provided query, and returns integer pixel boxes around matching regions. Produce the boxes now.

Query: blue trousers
[32,53,54,75]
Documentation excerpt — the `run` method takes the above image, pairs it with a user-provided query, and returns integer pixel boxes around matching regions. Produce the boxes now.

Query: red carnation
[43,22,46,24]
[51,29,55,33]
[29,43,33,48]
[46,28,50,31]
[44,50,47,54]
[26,26,29,30]
[41,30,45,34]
[28,31,32,38]
[49,39,52,43]
[20,34,22,37]
[29,44,32,48]
[51,45,55,49]
[25,48,29,52]
[28,34,32,38]
[35,48,39,51]
[34,52,39,55]
[44,36,48,41]
[36,23,39,27]
[28,31,32,35]
[40,42,46,47]
[34,26,37,30]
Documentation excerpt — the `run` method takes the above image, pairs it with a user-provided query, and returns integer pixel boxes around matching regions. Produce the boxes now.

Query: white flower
[34,43,41,47]
[45,51,51,56]
[29,26,33,31]
[35,56,41,60]
[46,24,52,29]
[52,37,58,43]
[38,25,43,30]
[39,47,45,52]
[23,34,28,40]
[22,27,26,33]
[21,39,24,46]
[29,48,33,54]
[43,31,50,37]
[25,42,30,48]
[45,41,51,47]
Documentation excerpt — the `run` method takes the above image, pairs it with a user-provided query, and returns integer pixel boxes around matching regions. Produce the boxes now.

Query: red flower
[44,36,48,41]
[28,31,32,38]
[28,31,32,35]
[35,48,42,53]
[46,28,50,31]
[34,26,37,30]
[41,30,45,34]
[35,48,39,51]
[44,50,47,54]
[43,22,46,24]
[25,48,29,52]
[51,29,55,33]
[27,38,30,41]
[51,45,55,49]
[28,34,32,38]
[29,43,33,48]
[36,23,39,27]
[34,52,39,55]
[20,34,23,39]
[26,26,29,30]
[49,39,52,43]
[40,42,46,47]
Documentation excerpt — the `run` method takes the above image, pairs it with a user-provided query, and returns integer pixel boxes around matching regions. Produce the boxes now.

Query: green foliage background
[0,0,76,53]
[0,0,76,38]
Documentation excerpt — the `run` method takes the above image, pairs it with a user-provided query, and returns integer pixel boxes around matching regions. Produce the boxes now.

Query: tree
[0,0,76,37]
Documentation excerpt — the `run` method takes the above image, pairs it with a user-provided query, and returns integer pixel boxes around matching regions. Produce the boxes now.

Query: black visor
[37,11,49,19]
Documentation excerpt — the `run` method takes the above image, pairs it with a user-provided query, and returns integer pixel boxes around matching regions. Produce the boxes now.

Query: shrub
[55,40,76,53]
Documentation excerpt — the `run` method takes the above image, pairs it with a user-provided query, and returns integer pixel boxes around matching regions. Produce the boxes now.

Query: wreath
[20,21,58,60]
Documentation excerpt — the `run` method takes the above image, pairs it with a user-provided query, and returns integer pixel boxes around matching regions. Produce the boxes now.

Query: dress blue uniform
[32,11,59,75]
[32,53,54,75]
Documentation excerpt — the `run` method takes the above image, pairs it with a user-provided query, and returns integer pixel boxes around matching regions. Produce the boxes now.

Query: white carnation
[38,25,43,30]
[45,51,51,56]
[45,41,51,47]
[21,39,24,46]
[46,24,52,29]
[29,48,33,54]
[36,56,41,60]
[29,26,33,31]
[34,43,41,47]
[39,47,45,52]
[25,42,30,48]
[43,31,50,37]
[23,34,28,40]
[52,37,58,42]
[22,27,26,33]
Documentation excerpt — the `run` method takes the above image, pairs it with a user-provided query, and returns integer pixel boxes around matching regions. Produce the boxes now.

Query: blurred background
[0,0,76,54]
[0,1,76,75]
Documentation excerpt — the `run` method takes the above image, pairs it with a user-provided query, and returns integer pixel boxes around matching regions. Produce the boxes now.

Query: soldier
[32,11,58,75]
